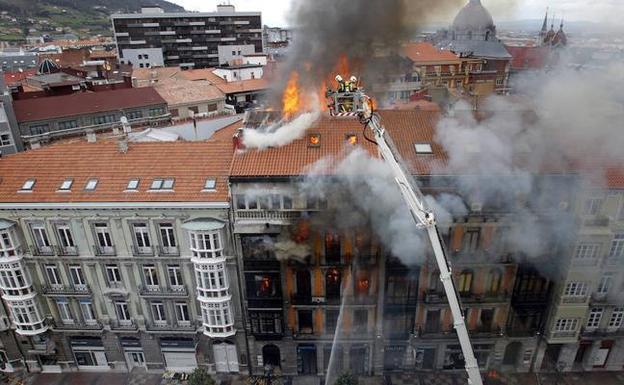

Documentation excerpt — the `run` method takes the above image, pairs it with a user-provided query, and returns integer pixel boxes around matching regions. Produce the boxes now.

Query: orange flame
[282,71,301,119]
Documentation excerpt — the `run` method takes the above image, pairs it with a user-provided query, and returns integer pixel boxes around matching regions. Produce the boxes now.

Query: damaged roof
[230,110,446,178]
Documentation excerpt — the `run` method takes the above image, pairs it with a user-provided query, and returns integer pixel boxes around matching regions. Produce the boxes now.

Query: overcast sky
[169,0,623,27]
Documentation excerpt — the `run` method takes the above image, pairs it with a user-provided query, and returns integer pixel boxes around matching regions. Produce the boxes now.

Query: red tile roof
[0,140,232,203]
[403,42,461,64]
[13,87,167,123]
[230,110,445,177]
[505,45,550,70]
[215,78,269,95]
[3,68,38,85]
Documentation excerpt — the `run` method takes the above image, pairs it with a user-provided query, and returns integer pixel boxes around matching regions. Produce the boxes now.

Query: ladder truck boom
[323,78,484,385]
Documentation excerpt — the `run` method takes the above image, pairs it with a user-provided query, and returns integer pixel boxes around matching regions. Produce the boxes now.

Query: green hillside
[0,0,185,42]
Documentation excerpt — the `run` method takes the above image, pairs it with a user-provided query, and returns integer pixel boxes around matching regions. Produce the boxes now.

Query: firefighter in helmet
[335,75,346,92]
[348,75,358,92]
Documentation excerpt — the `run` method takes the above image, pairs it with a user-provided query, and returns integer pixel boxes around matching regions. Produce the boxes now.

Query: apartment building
[538,171,624,372]
[0,73,22,154]
[12,87,169,148]
[0,138,246,373]
[111,4,263,69]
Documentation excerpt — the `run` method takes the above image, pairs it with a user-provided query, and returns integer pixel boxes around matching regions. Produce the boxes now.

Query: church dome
[452,0,495,31]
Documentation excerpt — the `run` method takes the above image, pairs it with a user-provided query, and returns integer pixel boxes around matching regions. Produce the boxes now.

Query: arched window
[458,270,473,294]
[488,269,502,293]
[325,268,341,299]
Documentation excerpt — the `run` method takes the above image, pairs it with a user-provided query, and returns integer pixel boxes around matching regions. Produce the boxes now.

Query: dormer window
[85,179,98,191]
[203,178,217,191]
[59,179,73,191]
[126,178,140,191]
[414,143,433,154]
[150,178,175,191]
[20,179,36,191]
[308,134,321,147]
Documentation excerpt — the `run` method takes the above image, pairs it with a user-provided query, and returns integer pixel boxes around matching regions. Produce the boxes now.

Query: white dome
[452,0,495,31]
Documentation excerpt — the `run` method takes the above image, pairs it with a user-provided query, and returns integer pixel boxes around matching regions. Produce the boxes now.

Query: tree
[188,368,216,385]
[334,372,358,385]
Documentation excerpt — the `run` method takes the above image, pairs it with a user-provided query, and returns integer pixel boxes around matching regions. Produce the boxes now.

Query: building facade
[0,72,22,154]
[111,5,263,69]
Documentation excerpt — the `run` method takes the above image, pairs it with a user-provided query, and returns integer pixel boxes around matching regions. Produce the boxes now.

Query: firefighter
[335,75,346,92]
[349,75,358,91]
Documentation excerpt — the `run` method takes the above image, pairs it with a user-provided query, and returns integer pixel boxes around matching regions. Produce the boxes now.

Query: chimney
[118,136,129,154]
[86,129,96,143]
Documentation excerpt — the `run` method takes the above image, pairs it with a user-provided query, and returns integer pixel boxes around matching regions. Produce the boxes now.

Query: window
[148,107,165,116]
[133,223,151,250]
[597,273,613,295]
[250,311,282,334]
[203,178,216,191]
[115,302,130,321]
[458,270,473,294]
[415,143,433,154]
[93,115,116,125]
[31,223,51,252]
[59,179,73,191]
[150,178,175,190]
[175,302,189,322]
[126,179,139,190]
[105,265,122,284]
[245,273,276,298]
[608,308,624,329]
[488,269,502,293]
[168,265,183,287]
[584,198,602,215]
[0,134,11,146]
[463,227,480,252]
[56,300,73,322]
[308,134,321,147]
[564,281,588,297]
[29,124,49,135]
[126,110,143,120]
[84,179,98,191]
[325,233,341,263]
[45,265,62,286]
[94,223,113,252]
[143,265,159,287]
[151,302,166,322]
[80,301,96,323]
[496,78,504,86]
[159,223,177,250]
[326,309,339,334]
[69,265,86,287]
[57,224,75,249]
[555,318,578,332]
[575,243,600,261]
[20,179,35,191]
[353,309,368,333]
[608,234,624,260]
[144,54,149,59]
[58,120,78,130]
[325,269,341,299]
[586,308,603,329]
[190,231,223,259]
[298,310,313,334]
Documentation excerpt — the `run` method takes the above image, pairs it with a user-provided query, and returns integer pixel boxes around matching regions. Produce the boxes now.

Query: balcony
[52,320,103,331]
[54,245,79,256]
[581,327,624,337]
[235,209,304,224]
[146,320,199,332]
[139,285,188,298]
[29,244,55,256]
[157,245,180,257]
[110,319,137,331]
[42,284,91,297]
[131,245,154,257]
[93,245,116,256]
[561,295,588,304]
[424,290,446,304]
[461,290,510,304]
[418,326,456,339]
[583,216,610,227]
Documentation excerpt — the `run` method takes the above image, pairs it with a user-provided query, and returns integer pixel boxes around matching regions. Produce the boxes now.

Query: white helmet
[350,75,357,83]
[335,75,344,82]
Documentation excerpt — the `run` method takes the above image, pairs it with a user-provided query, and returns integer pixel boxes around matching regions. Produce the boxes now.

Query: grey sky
[169,0,623,27]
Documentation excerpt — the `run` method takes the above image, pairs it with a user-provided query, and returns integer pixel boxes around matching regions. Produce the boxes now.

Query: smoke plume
[242,108,321,149]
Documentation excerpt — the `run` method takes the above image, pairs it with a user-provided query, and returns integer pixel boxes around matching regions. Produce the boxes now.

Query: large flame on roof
[282,71,301,119]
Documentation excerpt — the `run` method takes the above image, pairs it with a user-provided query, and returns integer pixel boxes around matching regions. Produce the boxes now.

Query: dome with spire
[452,0,495,32]
[37,58,59,75]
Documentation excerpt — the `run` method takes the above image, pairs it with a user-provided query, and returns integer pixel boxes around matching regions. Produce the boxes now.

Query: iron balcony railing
[131,245,154,257]
[110,319,137,330]
[54,245,79,256]
[42,284,91,296]
[139,285,188,297]
[93,244,116,256]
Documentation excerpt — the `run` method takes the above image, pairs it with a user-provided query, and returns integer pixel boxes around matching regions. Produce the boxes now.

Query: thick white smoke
[241,109,321,150]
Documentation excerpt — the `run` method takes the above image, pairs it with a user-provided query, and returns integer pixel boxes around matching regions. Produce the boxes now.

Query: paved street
[3,371,624,385]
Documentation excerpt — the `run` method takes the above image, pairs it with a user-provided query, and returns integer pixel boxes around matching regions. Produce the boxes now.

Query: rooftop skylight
[20,179,36,191]
[85,179,98,191]
[203,178,217,191]
[414,143,433,154]
[59,179,73,191]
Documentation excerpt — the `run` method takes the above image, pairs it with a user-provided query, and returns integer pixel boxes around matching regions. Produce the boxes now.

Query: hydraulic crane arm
[363,112,484,385]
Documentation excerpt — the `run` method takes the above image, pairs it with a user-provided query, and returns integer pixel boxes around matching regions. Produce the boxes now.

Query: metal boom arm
[366,114,483,385]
